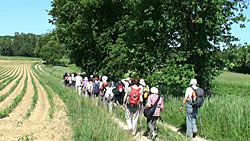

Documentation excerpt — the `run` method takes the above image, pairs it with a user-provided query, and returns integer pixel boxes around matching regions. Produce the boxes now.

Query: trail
[113,104,208,141]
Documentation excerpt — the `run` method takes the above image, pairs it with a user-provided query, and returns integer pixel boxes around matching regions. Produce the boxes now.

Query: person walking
[145,87,163,140]
[115,79,124,105]
[93,77,100,105]
[100,76,108,107]
[180,78,200,138]
[75,73,83,96]
[123,77,143,136]
[104,83,116,113]
[82,77,88,97]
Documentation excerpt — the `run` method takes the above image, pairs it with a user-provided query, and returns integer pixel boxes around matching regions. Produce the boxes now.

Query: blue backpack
[93,81,100,94]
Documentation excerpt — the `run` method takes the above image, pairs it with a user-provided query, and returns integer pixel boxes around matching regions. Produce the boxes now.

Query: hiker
[63,72,68,85]
[100,76,108,106]
[139,79,150,107]
[104,83,116,113]
[123,77,143,136]
[82,77,88,97]
[93,77,100,105]
[144,87,163,140]
[115,78,124,105]
[121,78,131,93]
[86,77,93,97]
[75,73,83,96]
[68,74,73,87]
[71,73,76,88]
[180,78,203,138]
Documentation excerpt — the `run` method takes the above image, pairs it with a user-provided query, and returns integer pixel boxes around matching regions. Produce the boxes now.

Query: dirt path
[111,116,152,141]
[113,104,208,141]
[0,61,72,140]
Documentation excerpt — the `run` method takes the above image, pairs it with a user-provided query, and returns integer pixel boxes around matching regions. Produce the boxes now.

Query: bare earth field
[0,60,72,140]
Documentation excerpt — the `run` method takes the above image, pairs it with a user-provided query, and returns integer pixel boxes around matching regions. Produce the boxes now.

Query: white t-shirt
[75,75,82,86]
[185,86,198,101]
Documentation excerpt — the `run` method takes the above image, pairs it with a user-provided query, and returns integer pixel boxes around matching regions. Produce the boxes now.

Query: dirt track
[0,60,72,140]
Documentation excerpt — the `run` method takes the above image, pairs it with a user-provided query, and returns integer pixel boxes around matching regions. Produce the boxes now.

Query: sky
[0,0,249,44]
[0,0,54,36]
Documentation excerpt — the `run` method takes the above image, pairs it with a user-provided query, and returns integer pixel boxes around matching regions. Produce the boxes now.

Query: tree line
[0,32,66,65]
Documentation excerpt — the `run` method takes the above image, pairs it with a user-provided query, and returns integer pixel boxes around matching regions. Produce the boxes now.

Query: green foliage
[49,0,248,95]
[39,40,64,65]
[224,44,250,73]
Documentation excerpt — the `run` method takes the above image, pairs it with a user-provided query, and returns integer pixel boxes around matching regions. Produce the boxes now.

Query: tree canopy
[49,0,248,95]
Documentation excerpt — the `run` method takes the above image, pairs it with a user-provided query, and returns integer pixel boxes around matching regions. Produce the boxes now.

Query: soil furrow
[7,67,34,120]
[0,66,26,111]
[28,68,50,121]
[0,66,21,95]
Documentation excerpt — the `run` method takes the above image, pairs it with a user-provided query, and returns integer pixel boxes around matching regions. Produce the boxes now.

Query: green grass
[32,63,133,141]
[212,71,250,97]
[0,56,41,61]
[41,64,81,78]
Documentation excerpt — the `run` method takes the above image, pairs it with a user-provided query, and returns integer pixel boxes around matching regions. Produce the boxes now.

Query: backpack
[128,86,141,106]
[191,87,204,108]
[93,82,100,94]
[118,84,124,93]
[87,82,93,91]
[143,87,149,99]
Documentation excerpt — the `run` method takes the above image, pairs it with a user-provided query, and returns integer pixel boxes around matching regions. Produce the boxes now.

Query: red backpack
[118,84,124,92]
[129,86,141,106]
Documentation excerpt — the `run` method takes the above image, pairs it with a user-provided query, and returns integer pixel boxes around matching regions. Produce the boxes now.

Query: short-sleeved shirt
[75,76,82,86]
[185,86,198,101]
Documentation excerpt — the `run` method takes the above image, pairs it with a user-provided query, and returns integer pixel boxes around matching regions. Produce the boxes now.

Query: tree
[49,0,248,95]
[39,40,63,65]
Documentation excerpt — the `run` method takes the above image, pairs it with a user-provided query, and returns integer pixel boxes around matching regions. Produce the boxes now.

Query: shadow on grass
[177,123,186,137]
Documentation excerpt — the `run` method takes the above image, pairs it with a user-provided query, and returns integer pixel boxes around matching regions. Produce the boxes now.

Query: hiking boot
[193,132,197,138]
[143,131,149,137]
[152,132,157,140]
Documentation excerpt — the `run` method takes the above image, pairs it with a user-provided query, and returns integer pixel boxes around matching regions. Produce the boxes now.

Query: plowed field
[0,60,72,140]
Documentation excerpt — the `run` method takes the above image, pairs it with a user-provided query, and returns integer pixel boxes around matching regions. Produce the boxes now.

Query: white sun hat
[150,87,159,94]
[190,79,197,85]
[140,79,146,86]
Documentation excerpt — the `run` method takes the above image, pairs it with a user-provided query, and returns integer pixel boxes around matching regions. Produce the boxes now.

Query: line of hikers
[62,72,204,140]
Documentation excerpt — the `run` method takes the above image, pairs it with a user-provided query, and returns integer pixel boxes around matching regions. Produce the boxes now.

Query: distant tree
[0,37,14,56]
[39,40,63,65]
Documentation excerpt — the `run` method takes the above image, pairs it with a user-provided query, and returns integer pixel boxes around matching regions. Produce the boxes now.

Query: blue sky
[0,0,249,44]
[0,0,54,36]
